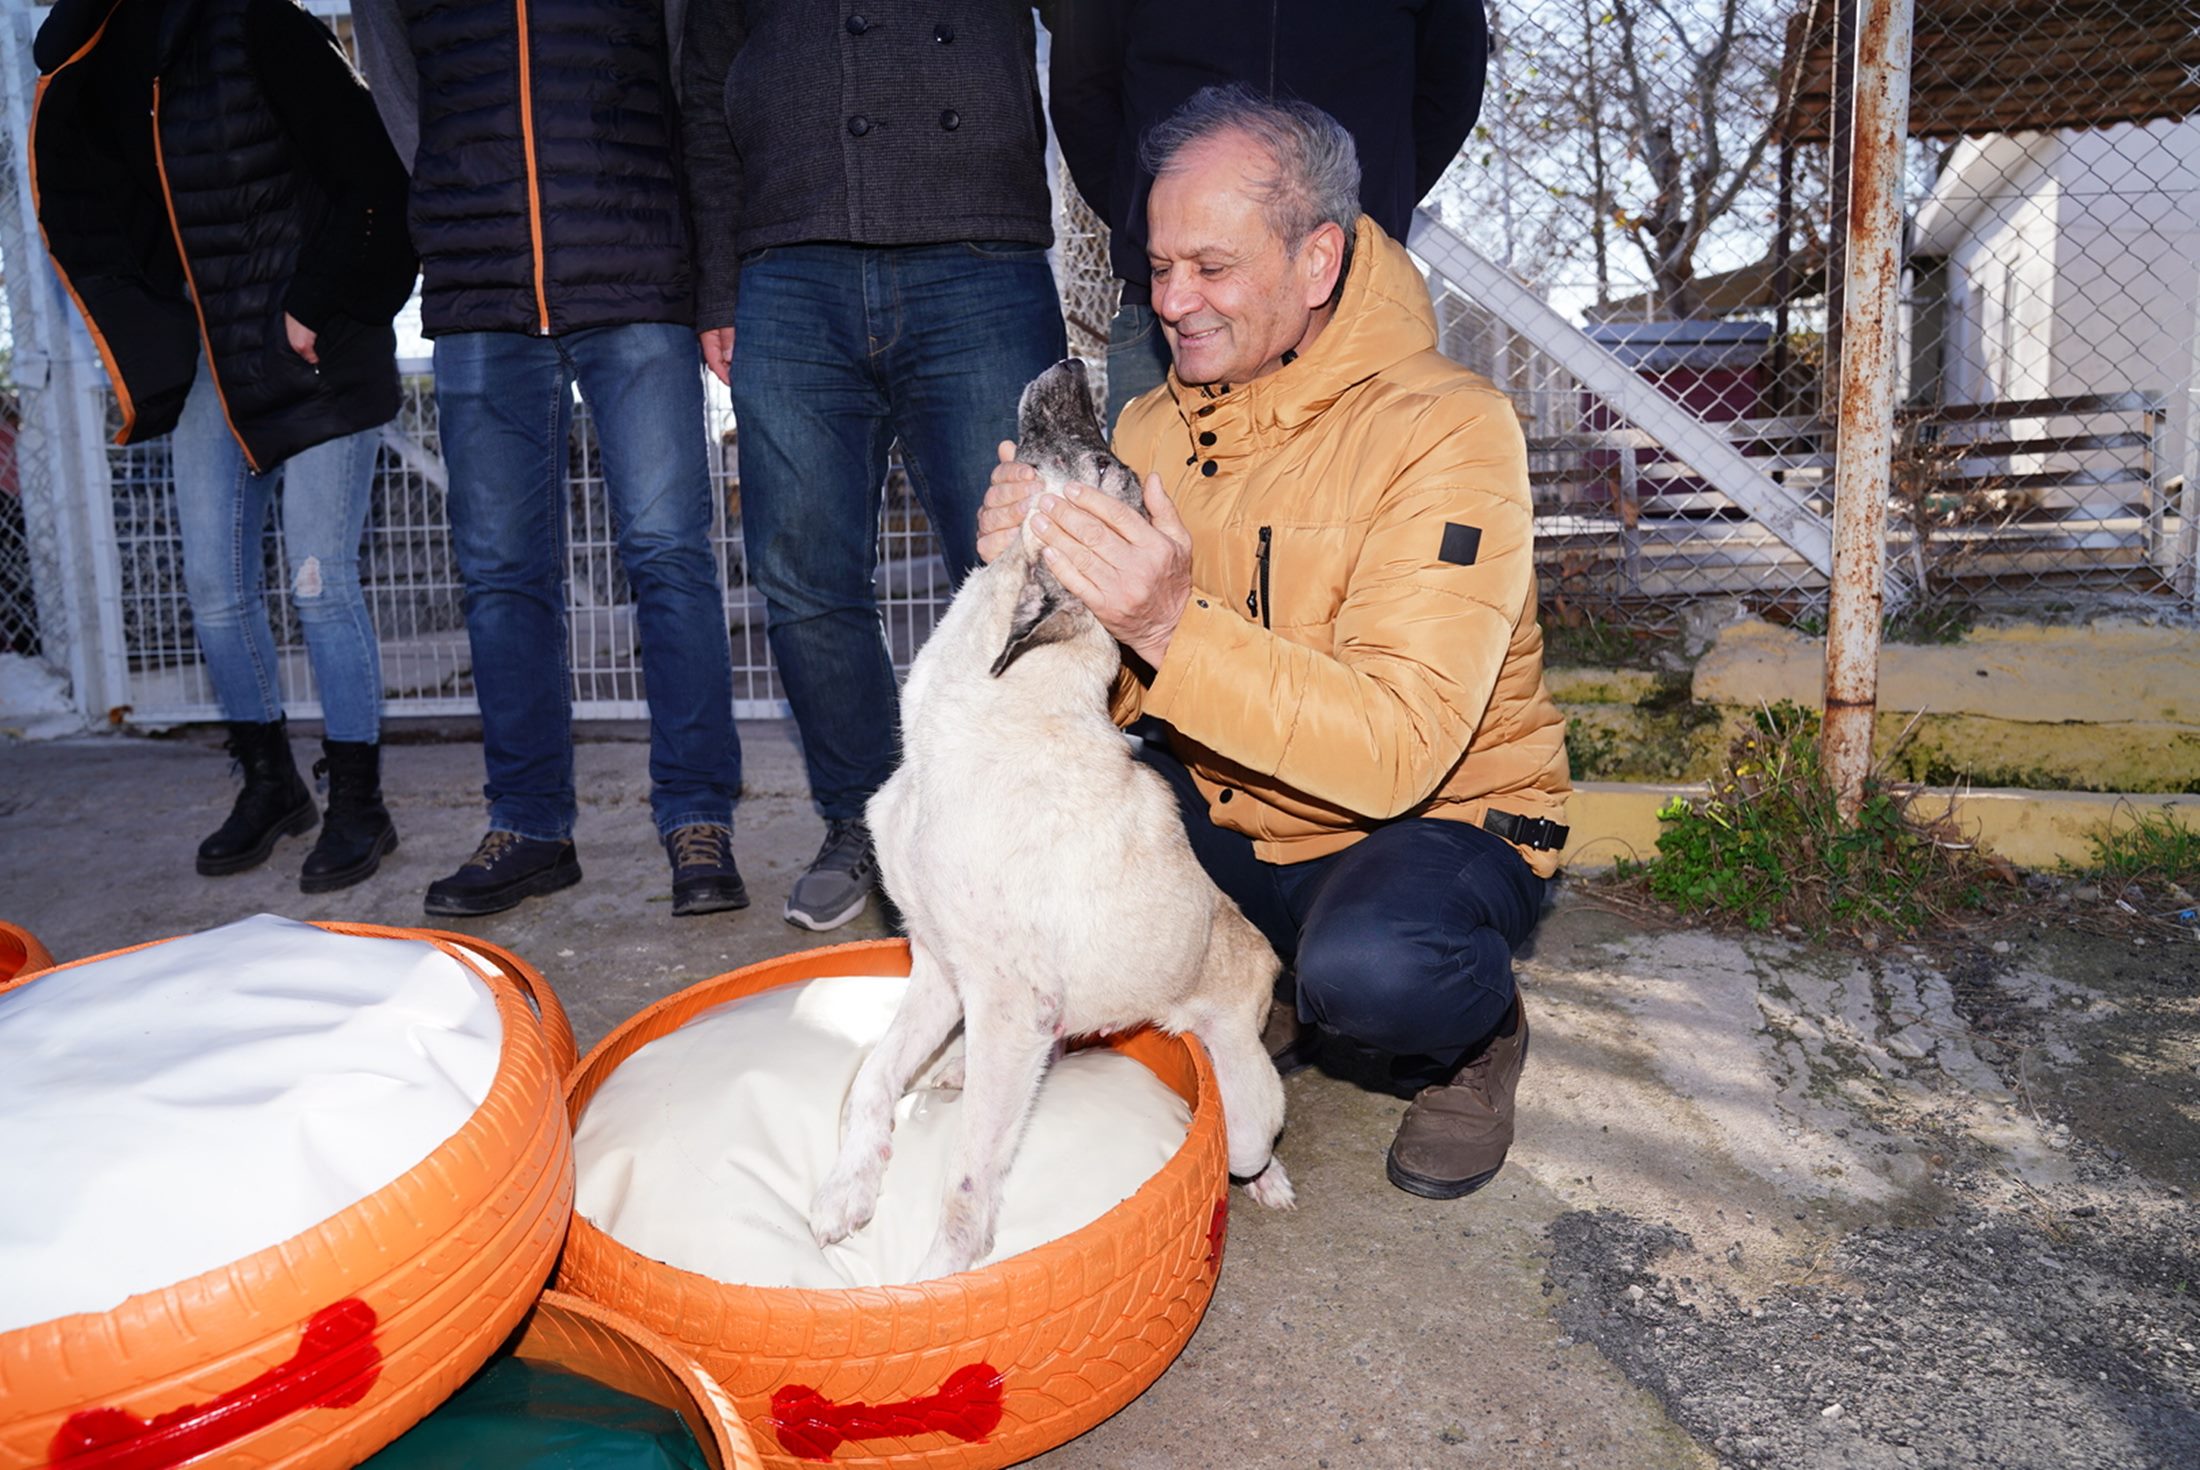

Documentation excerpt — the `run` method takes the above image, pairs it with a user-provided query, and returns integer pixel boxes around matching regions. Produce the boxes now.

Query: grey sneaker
[785,817,877,931]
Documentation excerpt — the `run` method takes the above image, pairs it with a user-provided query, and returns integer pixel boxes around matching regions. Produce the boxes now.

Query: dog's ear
[990,565,1077,677]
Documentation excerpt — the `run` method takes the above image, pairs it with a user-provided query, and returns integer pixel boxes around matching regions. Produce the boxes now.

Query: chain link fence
[2,0,2193,731]
[1425,0,2198,635]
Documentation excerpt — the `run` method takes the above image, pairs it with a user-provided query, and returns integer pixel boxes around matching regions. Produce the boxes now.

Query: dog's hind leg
[1190,1007,1296,1208]
[911,986,1057,1281]
[1184,910,1296,1209]
[810,940,962,1248]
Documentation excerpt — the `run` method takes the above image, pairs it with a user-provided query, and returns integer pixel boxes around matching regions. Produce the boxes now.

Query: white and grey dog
[809,358,1296,1282]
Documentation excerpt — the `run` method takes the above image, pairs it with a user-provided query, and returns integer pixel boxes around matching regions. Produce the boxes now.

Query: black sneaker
[784,817,877,932]
[665,823,749,917]
[423,831,581,918]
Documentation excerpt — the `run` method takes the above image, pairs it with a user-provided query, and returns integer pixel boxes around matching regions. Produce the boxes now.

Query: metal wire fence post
[1821,0,1913,820]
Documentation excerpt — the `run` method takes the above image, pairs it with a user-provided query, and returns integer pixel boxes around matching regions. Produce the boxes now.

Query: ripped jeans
[172,356,384,742]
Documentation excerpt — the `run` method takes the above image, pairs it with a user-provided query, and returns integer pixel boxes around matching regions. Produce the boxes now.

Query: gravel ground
[1532,905,2200,1469]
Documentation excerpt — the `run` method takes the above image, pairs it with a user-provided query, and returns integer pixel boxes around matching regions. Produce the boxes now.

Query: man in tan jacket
[979,86,1570,1198]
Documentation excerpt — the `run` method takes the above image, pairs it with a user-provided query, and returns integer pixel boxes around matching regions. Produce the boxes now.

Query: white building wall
[1917,117,2200,516]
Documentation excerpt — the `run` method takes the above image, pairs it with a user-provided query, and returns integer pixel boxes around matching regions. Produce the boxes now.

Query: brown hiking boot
[1385,993,1529,1199]
[1262,998,1321,1077]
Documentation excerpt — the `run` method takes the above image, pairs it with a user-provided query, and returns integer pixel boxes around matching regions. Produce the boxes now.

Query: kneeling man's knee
[1295,921,1514,1061]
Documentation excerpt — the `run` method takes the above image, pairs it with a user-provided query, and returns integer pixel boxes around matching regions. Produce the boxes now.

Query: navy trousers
[1138,739,1549,1076]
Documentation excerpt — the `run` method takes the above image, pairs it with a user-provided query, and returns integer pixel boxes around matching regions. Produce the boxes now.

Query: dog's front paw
[809,1161,883,1248]
[911,1236,979,1283]
[1242,1158,1296,1210]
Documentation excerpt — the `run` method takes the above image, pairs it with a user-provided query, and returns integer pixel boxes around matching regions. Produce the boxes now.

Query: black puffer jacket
[358,0,695,337]
[1048,0,1488,299]
[33,0,415,472]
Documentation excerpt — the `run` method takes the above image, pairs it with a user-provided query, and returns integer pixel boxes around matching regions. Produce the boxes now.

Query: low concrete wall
[1551,618,2200,793]
[1558,780,2200,872]
[1689,618,2200,793]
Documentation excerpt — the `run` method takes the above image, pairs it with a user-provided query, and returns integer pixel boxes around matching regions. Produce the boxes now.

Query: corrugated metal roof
[1780,0,2200,145]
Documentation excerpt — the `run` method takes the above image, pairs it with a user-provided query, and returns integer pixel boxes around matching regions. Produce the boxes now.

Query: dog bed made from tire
[555,939,1233,1470]
[502,1291,763,1470]
[0,918,576,1470]
[0,921,51,984]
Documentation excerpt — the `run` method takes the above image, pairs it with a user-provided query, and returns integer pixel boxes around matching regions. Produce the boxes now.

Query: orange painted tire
[0,922,576,1469]
[0,922,51,984]
[513,1291,764,1470]
[556,939,1232,1470]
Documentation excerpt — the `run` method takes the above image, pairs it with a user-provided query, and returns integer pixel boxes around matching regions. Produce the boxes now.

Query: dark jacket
[1048,0,1488,300]
[33,0,416,472]
[679,0,1057,330]
[353,0,696,338]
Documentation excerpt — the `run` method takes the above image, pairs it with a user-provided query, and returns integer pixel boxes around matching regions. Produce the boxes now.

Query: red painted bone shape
[48,1298,381,1469]
[768,1362,1006,1461]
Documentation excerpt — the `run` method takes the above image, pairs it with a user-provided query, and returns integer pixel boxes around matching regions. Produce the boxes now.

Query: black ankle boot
[300,740,399,893]
[197,720,317,876]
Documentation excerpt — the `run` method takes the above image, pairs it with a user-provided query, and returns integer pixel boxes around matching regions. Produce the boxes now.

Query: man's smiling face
[1146,129,1343,388]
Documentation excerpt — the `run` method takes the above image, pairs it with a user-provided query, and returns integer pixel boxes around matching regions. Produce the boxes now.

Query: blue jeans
[433,323,740,842]
[172,357,383,742]
[1104,298,1173,431]
[732,242,1068,820]
[1138,739,1549,1074]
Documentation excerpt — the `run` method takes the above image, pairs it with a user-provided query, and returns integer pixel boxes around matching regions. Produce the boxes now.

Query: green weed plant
[2075,805,2200,899]
[1615,702,1997,940]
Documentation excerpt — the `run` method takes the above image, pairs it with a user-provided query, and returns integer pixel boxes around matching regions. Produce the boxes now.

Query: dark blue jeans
[1139,739,1550,1075]
[1104,298,1173,430]
[732,241,1068,820]
[434,323,740,842]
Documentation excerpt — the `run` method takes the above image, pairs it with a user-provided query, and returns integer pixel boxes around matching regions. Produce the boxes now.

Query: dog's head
[993,361,1146,678]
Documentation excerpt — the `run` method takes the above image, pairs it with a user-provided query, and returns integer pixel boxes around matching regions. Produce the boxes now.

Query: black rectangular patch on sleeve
[1439,522,1483,567]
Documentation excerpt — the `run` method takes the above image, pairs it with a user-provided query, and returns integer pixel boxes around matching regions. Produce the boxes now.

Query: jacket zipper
[515,0,552,334]
[29,0,139,444]
[1247,525,1273,628]
[151,79,260,472]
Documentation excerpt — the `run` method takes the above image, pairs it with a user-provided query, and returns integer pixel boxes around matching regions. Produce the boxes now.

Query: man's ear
[1299,221,1346,309]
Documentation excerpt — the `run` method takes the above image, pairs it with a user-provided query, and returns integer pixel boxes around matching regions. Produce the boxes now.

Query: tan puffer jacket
[1110,216,1573,876]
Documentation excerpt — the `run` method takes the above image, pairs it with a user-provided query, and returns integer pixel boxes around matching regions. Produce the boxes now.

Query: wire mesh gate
[0,0,2193,733]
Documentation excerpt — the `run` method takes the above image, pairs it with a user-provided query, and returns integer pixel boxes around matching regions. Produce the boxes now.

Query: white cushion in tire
[0,914,500,1334]
[573,974,1191,1288]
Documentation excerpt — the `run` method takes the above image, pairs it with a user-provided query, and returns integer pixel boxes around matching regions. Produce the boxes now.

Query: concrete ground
[2,722,2195,1468]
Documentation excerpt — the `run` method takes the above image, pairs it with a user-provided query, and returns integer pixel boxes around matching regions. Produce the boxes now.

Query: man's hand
[700,326,734,386]
[1029,471,1193,669]
[975,441,1040,564]
[284,313,319,367]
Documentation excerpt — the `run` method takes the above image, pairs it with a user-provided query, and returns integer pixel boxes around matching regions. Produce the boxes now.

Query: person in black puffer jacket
[33,0,418,893]
[1048,0,1489,426]
[679,0,1069,933]
[353,0,750,923]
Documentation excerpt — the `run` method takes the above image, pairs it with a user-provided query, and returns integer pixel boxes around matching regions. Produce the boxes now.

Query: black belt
[1483,808,1569,851]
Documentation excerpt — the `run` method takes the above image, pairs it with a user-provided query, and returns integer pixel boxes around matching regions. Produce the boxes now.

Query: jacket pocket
[1248,524,1352,635]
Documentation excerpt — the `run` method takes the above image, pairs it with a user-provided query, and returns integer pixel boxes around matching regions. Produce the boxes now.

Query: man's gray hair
[1139,85,1362,252]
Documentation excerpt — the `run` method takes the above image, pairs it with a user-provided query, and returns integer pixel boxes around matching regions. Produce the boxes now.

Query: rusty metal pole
[1821,0,1914,822]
